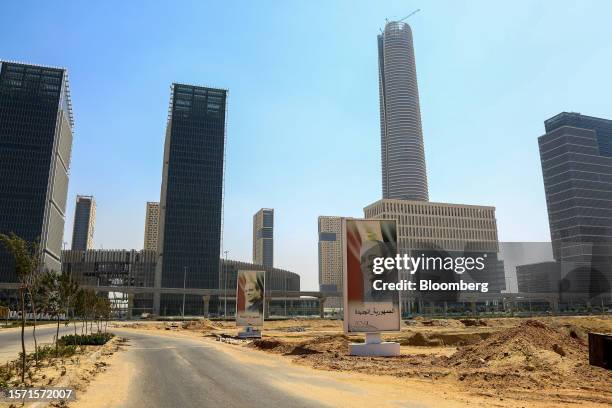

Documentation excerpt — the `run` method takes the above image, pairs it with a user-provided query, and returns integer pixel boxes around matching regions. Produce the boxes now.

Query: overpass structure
[2,282,608,318]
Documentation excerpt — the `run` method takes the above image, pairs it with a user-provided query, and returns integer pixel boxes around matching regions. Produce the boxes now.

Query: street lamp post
[224,250,229,318]
[182,266,187,319]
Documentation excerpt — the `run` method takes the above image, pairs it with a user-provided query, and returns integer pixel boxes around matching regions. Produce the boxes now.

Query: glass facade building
[0,61,73,281]
[155,84,227,315]
[539,112,612,296]
[71,195,96,250]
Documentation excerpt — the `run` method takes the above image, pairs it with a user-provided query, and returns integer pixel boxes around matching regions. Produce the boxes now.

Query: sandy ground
[113,315,612,407]
[67,347,135,408]
[0,337,128,408]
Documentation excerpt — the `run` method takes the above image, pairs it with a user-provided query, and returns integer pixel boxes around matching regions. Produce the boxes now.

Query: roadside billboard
[236,270,265,327]
[343,219,400,333]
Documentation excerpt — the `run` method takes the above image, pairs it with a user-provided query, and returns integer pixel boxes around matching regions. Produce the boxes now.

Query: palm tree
[0,233,41,383]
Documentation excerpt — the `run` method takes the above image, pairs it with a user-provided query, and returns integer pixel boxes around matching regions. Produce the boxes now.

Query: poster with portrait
[236,270,265,327]
[343,219,400,333]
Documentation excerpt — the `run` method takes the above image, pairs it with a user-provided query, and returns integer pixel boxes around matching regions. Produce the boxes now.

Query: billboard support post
[349,332,400,356]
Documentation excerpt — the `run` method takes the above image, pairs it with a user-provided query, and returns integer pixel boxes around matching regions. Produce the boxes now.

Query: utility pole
[224,250,229,318]
[182,266,187,319]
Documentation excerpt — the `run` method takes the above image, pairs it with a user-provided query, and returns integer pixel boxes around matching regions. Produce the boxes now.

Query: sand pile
[444,319,612,397]
[181,319,221,331]
[460,319,487,327]
[447,320,582,369]
[396,331,490,347]
[249,334,349,356]
[399,332,444,346]
[240,318,612,405]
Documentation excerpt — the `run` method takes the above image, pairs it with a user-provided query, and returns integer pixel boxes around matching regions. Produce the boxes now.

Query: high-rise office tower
[378,20,428,201]
[539,112,612,293]
[540,113,612,262]
[0,61,74,279]
[154,84,227,315]
[143,201,160,252]
[318,216,343,308]
[253,208,273,267]
[71,195,96,250]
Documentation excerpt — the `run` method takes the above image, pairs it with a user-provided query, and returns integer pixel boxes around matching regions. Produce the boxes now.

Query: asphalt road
[108,328,327,408]
[0,323,77,363]
[2,325,430,407]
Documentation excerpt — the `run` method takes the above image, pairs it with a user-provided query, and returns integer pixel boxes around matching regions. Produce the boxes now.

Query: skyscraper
[71,195,96,250]
[154,84,227,315]
[318,216,343,308]
[540,112,612,263]
[539,112,612,294]
[253,208,273,267]
[0,61,73,279]
[378,21,428,201]
[143,201,159,252]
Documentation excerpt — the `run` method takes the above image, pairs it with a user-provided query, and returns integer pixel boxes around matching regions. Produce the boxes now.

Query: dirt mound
[249,335,349,356]
[400,332,444,346]
[242,318,612,405]
[181,319,221,331]
[396,331,491,347]
[444,319,612,392]
[405,317,463,328]
[250,339,287,351]
[460,319,487,327]
[447,320,581,367]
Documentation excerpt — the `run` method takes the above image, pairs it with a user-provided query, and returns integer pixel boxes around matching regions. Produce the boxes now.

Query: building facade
[364,199,505,299]
[155,84,227,315]
[71,195,95,250]
[253,208,273,267]
[516,262,559,293]
[0,61,73,279]
[540,112,612,263]
[62,249,157,288]
[62,250,301,316]
[143,201,159,252]
[318,216,343,308]
[539,112,612,296]
[378,21,428,201]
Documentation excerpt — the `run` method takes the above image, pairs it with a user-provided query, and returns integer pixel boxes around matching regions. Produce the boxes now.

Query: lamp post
[224,250,229,318]
[182,266,187,319]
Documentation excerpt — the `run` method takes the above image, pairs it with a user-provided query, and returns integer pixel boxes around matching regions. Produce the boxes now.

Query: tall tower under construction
[378,20,429,201]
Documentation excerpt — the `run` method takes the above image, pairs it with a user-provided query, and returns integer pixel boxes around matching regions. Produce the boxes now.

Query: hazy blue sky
[2,1,611,290]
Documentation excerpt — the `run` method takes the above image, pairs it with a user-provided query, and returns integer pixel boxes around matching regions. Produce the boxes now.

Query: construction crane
[397,9,421,23]
[383,9,420,31]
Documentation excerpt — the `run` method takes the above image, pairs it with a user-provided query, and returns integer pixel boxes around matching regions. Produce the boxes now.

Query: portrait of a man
[236,270,265,327]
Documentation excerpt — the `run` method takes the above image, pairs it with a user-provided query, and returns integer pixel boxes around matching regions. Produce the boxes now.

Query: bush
[58,332,114,346]
[25,344,78,359]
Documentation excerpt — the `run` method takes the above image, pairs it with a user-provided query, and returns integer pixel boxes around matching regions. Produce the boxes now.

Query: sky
[1,0,611,290]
